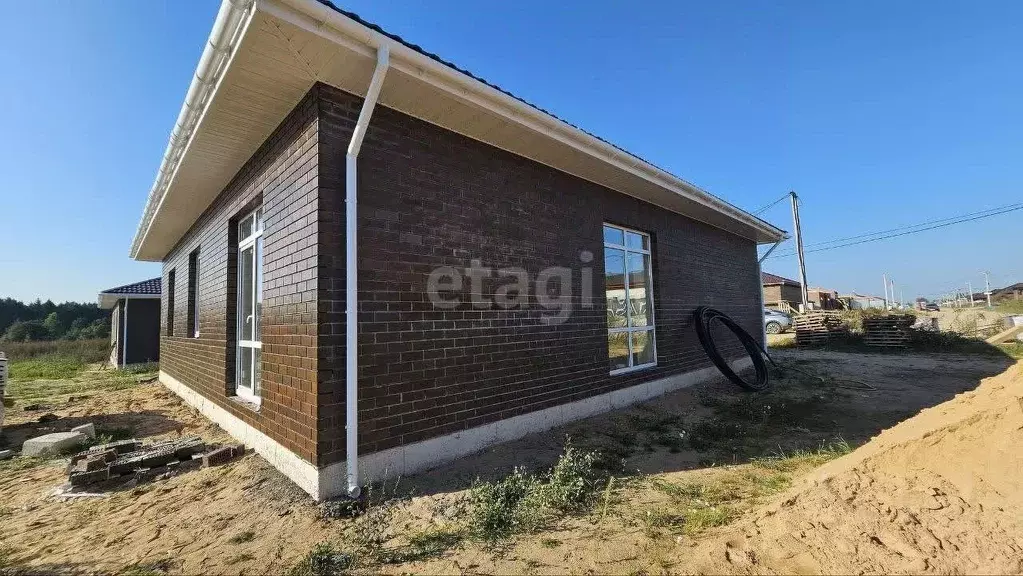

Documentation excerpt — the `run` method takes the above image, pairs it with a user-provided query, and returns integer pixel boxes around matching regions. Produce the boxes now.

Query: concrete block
[22,432,88,457]
[0,449,12,460]
[140,449,176,469]
[173,438,206,459]
[71,423,96,439]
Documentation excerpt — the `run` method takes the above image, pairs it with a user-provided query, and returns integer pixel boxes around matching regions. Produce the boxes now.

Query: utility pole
[891,279,897,309]
[882,273,889,309]
[967,282,974,307]
[790,191,809,311]
[983,271,993,308]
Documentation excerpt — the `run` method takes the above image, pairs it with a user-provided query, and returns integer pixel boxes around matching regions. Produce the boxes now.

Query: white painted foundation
[161,358,751,501]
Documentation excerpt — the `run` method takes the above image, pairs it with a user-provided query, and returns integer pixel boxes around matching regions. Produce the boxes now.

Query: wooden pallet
[863,315,915,348]
[794,311,846,346]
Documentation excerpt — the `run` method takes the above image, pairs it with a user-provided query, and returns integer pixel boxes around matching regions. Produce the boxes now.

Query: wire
[752,193,790,216]
[768,202,1023,259]
[799,202,1023,250]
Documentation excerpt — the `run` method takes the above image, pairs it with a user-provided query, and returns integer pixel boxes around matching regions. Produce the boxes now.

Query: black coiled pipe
[692,306,776,392]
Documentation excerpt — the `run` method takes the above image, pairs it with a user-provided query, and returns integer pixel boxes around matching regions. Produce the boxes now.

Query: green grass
[288,542,355,576]
[5,362,155,406]
[998,342,1023,359]
[751,440,853,472]
[995,300,1023,315]
[1,338,110,362]
[646,466,796,537]
[8,357,86,381]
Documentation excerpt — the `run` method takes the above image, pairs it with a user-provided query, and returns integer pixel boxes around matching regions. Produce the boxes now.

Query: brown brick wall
[313,84,761,466]
[160,87,322,463]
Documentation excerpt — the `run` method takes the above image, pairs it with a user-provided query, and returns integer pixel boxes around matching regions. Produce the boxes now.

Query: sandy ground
[0,352,1017,574]
[688,356,1023,574]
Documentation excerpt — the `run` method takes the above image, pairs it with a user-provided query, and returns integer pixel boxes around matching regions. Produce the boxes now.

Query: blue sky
[1,0,1020,304]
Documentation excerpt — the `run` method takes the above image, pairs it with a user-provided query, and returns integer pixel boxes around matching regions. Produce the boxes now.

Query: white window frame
[190,250,201,338]
[236,206,264,404]
[604,223,657,374]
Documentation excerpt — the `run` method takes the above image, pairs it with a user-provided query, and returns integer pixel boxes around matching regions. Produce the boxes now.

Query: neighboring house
[128,0,785,500]
[98,278,161,368]
[807,287,841,310]
[762,272,802,312]
[841,293,887,310]
[993,283,1023,302]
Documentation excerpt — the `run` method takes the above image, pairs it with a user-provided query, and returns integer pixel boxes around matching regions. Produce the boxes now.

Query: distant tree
[915,297,929,304]
[42,312,64,339]
[3,320,49,341]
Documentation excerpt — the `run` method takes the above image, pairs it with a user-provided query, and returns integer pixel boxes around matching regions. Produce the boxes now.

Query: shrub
[467,442,606,540]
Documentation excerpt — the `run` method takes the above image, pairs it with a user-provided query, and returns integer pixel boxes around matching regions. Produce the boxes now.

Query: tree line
[0,298,110,342]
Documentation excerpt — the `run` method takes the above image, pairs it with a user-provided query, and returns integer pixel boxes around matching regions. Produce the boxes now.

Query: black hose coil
[692,306,776,392]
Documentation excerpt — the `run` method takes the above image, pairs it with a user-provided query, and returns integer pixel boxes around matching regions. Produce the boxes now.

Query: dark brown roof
[761,272,801,287]
[101,277,161,296]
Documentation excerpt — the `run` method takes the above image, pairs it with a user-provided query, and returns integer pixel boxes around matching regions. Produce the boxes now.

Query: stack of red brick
[68,437,245,487]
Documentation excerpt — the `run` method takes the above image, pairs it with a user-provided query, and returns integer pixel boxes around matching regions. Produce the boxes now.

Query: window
[604,224,656,373]
[188,249,201,338]
[236,206,264,403]
[166,269,176,336]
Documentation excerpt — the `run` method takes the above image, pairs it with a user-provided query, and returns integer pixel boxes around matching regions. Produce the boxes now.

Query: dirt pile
[692,360,1023,574]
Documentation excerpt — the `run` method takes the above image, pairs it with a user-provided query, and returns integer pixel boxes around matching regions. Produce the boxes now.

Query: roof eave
[131,0,785,260]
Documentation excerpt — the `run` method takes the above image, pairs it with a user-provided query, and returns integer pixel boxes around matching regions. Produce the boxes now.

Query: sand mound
[692,361,1023,575]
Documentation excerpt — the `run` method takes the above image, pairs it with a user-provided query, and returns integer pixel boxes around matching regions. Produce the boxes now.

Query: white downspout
[345,46,390,498]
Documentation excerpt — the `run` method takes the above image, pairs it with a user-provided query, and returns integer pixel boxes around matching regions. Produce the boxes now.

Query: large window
[604,224,656,373]
[188,249,201,338]
[166,269,176,337]
[236,206,264,403]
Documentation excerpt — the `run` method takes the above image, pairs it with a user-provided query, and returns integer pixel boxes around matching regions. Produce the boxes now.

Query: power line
[796,202,1023,251]
[752,193,790,216]
[767,202,1023,259]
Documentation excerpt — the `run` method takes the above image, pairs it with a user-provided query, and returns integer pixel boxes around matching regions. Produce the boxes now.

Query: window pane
[609,332,629,371]
[603,225,624,246]
[627,253,653,327]
[605,249,627,328]
[625,231,648,250]
[254,237,263,340]
[632,330,655,366]
[255,207,264,232]
[253,348,262,397]
[238,346,253,392]
[239,214,253,240]
[239,245,254,341]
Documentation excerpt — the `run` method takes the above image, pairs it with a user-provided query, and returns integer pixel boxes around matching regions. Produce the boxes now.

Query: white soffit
[133,0,784,261]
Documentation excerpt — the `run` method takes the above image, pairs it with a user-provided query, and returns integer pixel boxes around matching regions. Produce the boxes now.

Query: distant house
[762,272,802,312]
[840,293,886,310]
[98,279,161,368]
[807,287,840,310]
[993,283,1023,302]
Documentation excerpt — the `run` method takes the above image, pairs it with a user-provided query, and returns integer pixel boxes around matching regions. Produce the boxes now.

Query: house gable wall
[159,88,322,463]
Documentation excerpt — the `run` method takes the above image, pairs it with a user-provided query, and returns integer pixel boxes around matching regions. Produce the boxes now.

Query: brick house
[761,272,802,312]
[129,0,785,500]
[98,278,161,368]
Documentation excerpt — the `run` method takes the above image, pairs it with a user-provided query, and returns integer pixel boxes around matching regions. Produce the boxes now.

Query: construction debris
[0,449,12,460]
[863,314,916,348]
[986,324,1023,344]
[794,311,846,346]
[71,423,96,439]
[64,436,245,488]
[23,431,89,457]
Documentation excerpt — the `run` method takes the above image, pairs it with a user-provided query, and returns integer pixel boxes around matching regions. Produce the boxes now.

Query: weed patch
[376,527,464,564]
[751,440,852,472]
[228,530,256,544]
[468,442,607,540]
[289,542,354,576]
